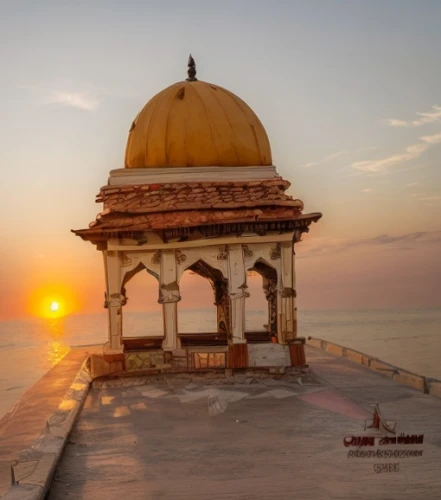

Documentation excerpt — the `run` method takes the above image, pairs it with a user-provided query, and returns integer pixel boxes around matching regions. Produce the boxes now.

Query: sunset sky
[1,0,440,320]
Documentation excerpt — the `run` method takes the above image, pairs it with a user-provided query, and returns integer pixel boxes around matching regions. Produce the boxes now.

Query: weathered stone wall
[306,337,441,399]
[248,344,291,368]
[125,351,167,371]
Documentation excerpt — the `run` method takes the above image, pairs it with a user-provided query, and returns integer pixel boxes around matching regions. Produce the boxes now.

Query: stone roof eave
[71,212,322,243]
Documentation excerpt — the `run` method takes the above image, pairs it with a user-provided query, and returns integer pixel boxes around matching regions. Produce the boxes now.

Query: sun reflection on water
[45,317,70,366]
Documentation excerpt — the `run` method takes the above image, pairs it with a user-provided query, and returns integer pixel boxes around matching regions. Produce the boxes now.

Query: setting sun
[29,284,78,318]
[50,301,59,312]
[43,298,66,318]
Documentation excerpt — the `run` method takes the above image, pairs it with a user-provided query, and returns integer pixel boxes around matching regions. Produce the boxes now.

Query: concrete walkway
[50,346,441,500]
[0,347,97,497]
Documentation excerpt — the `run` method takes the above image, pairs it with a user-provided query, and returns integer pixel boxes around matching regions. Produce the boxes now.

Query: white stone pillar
[159,250,181,350]
[279,242,295,343]
[228,244,247,344]
[103,250,124,353]
[163,302,179,350]
[292,244,298,338]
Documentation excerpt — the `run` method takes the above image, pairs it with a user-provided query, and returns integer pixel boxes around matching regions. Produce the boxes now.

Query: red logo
[364,404,396,435]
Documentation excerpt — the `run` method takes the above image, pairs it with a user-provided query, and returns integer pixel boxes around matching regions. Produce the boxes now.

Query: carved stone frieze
[121,255,132,267]
[175,249,187,265]
[242,245,253,258]
[254,224,267,236]
[217,245,228,260]
[151,250,162,265]
[270,243,281,260]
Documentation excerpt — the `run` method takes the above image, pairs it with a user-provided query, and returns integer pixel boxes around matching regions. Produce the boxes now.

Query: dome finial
[186,54,197,81]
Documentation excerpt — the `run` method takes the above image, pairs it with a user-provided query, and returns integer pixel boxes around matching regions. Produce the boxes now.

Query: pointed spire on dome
[186,54,197,81]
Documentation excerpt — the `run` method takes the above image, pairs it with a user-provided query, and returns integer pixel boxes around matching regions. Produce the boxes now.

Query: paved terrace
[0,348,100,498]
[49,346,441,500]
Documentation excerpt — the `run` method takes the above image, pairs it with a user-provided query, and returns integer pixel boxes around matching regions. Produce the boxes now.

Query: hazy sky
[1,0,440,319]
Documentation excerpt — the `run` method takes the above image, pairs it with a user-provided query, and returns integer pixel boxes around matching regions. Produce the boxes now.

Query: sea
[0,308,440,420]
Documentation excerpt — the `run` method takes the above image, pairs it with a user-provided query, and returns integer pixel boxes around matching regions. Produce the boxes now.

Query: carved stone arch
[122,261,159,288]
[120,253,159,287]
[177,250,227,282]
[260,252,282,292]
[247,258,278,336]
[181,258,230,337]
[186,258,225,283]
[121,261,160,305]
[250,256,277,275]
[118,258,164,341]
[177,254,203,281]
[121,259,159,287]
[138,255,160,280]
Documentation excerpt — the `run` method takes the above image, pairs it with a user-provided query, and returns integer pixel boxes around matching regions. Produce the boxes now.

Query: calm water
[0,308,440,419]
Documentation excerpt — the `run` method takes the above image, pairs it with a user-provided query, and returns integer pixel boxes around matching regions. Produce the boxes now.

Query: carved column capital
[107,292,124,308]
[158,283,181,304]
[104,292,126,309]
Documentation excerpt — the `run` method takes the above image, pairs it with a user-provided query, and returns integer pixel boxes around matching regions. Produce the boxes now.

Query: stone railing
[306,336,441,400]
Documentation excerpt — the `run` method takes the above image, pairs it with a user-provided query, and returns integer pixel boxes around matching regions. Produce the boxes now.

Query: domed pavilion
[73,56,322,374]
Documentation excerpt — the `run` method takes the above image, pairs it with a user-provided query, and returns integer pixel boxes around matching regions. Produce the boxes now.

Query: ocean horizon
[1,307,440,420]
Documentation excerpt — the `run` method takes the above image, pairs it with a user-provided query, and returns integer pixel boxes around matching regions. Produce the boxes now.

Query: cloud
[405,182,419,187]
[388,119,409,127]
[362,188,372,192]
[420,131,441,144]
[45,91,100,111]
[388,104,441,127]
[297,230,441,259]
[300,150,348,168]
[370,233,428,245]
[20,79,144,113]
[19,82,102,111]
[417,196,441,201]
[324,151,348,161]
[351,144,428,173]
[352,131,441,173]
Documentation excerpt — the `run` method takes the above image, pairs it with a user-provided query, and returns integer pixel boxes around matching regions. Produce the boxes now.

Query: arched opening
[121,263,162,345]
[245,270,268,331]
[245,260,277,342]
[178,259,229,346]
[178,271,217,333]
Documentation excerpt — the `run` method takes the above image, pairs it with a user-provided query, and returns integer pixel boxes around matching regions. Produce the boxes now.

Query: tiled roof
[73,178,320,238]
[97,179,303,213]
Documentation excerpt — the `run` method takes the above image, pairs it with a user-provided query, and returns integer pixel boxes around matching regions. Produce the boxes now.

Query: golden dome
[124,80,272,168]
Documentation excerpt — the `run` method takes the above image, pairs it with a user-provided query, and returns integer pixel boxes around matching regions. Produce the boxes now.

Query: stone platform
[49,346,441,500]
[91,340,306,379]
